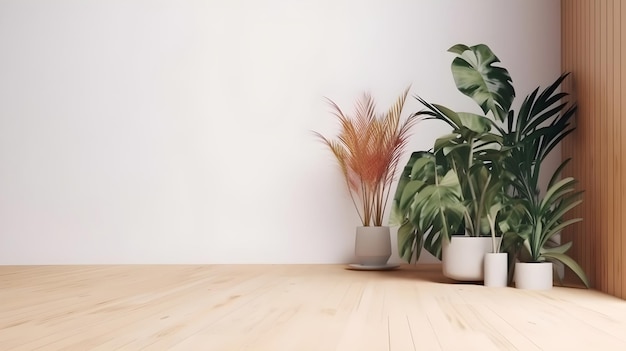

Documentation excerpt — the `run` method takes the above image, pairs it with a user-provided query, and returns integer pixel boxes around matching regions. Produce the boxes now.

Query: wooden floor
[1,265,626,350]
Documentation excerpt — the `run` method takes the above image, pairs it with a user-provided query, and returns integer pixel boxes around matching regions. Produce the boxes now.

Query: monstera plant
[391,44,513,263]
[391,43,589,287]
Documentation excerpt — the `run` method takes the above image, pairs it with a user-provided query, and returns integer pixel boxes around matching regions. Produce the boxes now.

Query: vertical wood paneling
[596,0,605,292]
[615,0,626,299]
[612,0,620,297]
[605,0,614,295]
[614,0,621,298]
[587,0,595,288]
[561,0,626,299]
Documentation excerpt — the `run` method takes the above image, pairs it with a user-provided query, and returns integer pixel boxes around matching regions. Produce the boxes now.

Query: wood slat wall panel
[613,0,621,298]
[614,0,626,298]
[595,0,604,292]
[561,0,625,299]
[605,0,614,295]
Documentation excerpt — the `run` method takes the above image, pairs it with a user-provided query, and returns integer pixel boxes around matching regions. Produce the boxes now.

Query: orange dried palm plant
[315,87,420,226]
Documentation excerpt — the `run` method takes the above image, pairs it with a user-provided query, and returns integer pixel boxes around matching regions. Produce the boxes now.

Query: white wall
[0,0,561,264]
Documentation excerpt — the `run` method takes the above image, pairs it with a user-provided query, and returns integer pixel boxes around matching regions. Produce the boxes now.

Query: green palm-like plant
[498,73,589,287]
[499,163,587,287]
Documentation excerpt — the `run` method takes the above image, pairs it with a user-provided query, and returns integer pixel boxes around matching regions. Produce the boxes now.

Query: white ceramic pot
[484,252,508,287]
[442,236,499,281]
[514,262,553,290]
[354,226,391,266]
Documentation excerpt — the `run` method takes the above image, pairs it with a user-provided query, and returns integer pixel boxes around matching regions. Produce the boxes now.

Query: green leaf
[411,170,464,241]
[548,158,572,189]
[542,252,590,288]
[434,134,460,153]
[488,202,503,221]
[423,228,443,260]
[410,154,436,180]
[448,44,471,55]
[448,44,515,122]
[389,211,404,228]
[547,195,583,228]
[531,222,543,261]
[457,112,493,134]
[397,220,421,263]
[542,217,583,245]
[391,152,430,226]
[540,177,577,212]
[441,143,469,158]
[474,134,503,152]
[431,103,463,128]
[440,169,462,189]
[540,241,573,255]
[399,180,426,214]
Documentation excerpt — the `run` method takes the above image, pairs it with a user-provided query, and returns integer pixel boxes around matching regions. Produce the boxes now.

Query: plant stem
[466,139,480,236]
[488,213,498,253]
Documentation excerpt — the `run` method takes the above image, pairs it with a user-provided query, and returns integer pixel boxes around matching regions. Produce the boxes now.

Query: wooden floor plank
[1,264,626,350]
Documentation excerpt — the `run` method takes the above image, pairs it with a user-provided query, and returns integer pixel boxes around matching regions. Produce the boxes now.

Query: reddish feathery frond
[316,87,420,226]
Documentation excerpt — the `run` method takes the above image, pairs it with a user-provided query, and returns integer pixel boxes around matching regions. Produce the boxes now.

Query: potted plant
[315,87,419,267]
[392,44,589,288]
[483,196,508,287]
[497,74,590,289]
[391,44,513,281]
[507,169,586,289]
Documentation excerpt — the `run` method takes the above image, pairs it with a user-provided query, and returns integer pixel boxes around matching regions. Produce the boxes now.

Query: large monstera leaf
[391,152,433,227]
[448,44,515,122]
[412,170,465,234]
[391,152,434,262]
[390,152,464,262]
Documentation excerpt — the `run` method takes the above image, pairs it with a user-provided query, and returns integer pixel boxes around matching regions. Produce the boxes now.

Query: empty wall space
[0,0,561,264]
